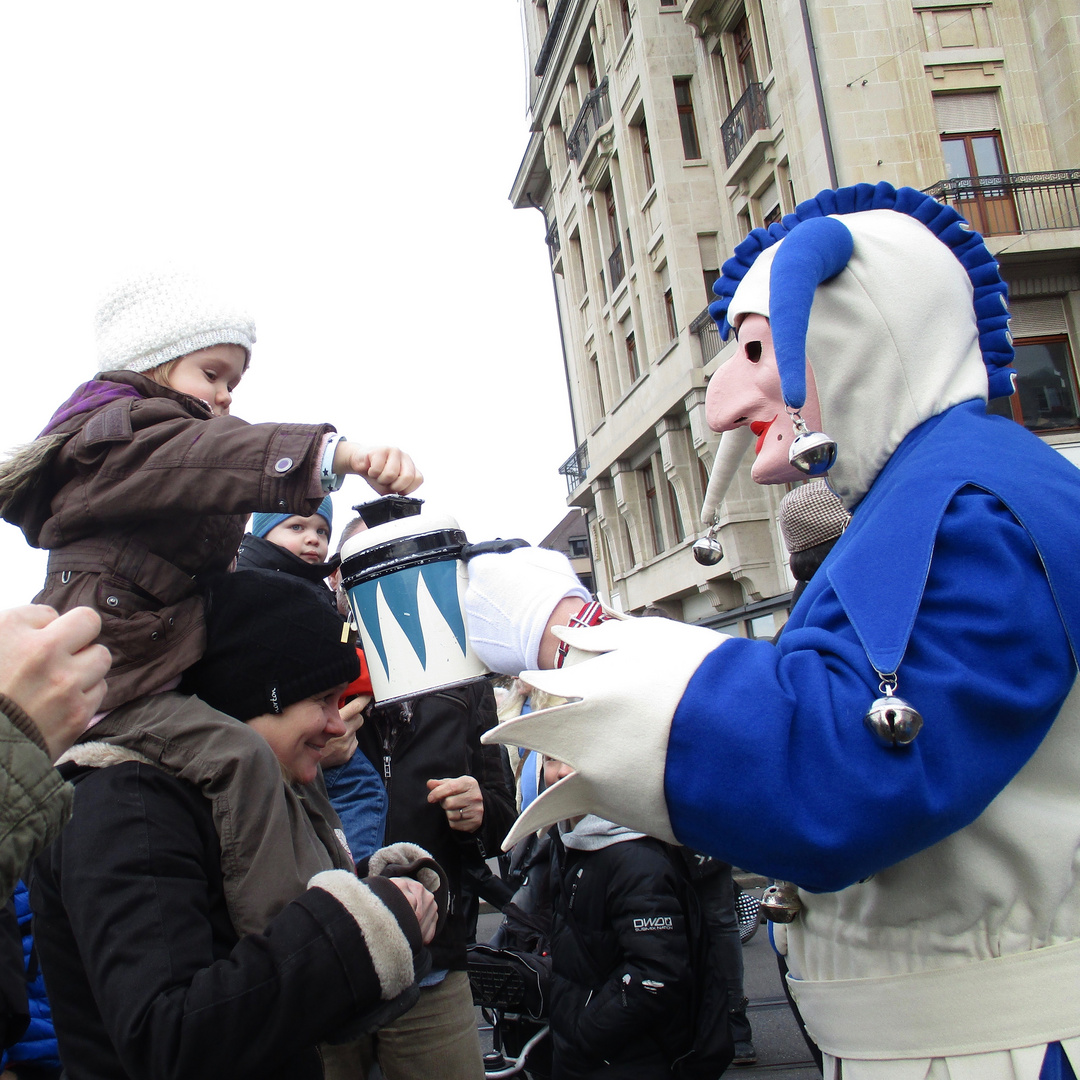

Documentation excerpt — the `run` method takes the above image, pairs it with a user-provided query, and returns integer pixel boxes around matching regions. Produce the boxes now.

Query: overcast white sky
[0,2,574,609]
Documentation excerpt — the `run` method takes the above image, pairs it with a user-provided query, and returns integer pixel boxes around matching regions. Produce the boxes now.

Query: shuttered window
[1009,297,1068,338]
[934,92,1000,133]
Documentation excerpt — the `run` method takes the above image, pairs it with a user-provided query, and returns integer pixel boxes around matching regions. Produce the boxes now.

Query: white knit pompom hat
[95,269,256,374]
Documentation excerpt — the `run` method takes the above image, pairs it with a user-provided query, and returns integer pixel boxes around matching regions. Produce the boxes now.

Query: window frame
[625,330,640,382]
[989,334,1080,434]
[639,121,655,190]
[643,462,665,555]
[674,77,702,160]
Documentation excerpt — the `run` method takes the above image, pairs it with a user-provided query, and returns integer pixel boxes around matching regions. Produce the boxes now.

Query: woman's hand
[333,442,422,495]
[426,774,484,832]
[0,605,111,760]
[389,876,438,944]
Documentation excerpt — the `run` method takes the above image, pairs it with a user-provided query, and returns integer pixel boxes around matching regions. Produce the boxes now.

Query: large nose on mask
[704,315,779,434]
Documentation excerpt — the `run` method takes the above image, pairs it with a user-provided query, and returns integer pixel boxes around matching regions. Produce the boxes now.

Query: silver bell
[692,524,723,566]
[788,430,837,476]
[863,693,923,747]
[760,881,801,923]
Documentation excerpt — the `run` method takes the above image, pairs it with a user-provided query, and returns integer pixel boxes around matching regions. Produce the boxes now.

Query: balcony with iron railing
[922,170,1080,237]
[607,241,625,291]
[559,441,589,495]
[546,220,561,259]
[690,306,723,365]
[722,83,770,168]
[567,78,611,164]
[533,0,570,78]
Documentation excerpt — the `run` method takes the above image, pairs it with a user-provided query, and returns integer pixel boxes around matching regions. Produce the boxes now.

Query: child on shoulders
[235,500,339,607]
[0,269,420,934]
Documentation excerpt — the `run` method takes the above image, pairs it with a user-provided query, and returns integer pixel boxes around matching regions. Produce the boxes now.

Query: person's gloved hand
[482,616,729,849]
[368,842,448,941]
[465,546,590,675]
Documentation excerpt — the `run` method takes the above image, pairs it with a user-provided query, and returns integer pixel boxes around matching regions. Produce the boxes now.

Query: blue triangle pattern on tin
[379,566,427,668]
[420,559,469,655]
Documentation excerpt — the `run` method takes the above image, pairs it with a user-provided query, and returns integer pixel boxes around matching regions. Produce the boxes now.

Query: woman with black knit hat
[30,570,440,1080]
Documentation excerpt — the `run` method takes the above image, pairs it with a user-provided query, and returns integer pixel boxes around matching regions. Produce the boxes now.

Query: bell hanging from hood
[692,521,724,565]
[788,410,838,476]
[766,217,854,481]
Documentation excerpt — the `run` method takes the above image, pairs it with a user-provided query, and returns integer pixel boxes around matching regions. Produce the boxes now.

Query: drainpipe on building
[799,0,838,189]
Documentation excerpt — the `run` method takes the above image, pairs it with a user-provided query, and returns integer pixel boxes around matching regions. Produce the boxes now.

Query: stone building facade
[511,0,1080,635]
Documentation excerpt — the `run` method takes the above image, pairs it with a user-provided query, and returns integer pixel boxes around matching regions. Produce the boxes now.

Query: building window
[569,537,590,558]
[674,78,701,160]
[605,189,619,247]
[667,480,685,542]
[698,234,720,305]
[640,121,654,189]
[660,0,678,6]
[664,289,678,340]
[643,463,665,555]
[988,336,1080,432]
[619,0,632,37]
[760,179,782,226]
[940,130,1018,235]
[590,354,606,420]
[626,331,640,382]
[733,14,758,91]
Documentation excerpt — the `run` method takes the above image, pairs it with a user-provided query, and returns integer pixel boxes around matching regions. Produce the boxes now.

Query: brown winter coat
[3,371,334,709]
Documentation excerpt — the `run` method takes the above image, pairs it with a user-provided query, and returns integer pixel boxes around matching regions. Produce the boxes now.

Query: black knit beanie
[185,569,359,721]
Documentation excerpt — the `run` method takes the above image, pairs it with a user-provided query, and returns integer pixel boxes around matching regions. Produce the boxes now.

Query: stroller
[467,833,553,1080]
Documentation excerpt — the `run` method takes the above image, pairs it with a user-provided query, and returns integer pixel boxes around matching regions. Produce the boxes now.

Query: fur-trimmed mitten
[308,867,431,1038]
[367,841,449,938]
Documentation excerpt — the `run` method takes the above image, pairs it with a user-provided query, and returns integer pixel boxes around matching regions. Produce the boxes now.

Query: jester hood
[706,182,1014,511]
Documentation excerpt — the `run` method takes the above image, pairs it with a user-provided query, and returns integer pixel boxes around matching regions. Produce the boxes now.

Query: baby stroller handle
[484,1024,550,1080]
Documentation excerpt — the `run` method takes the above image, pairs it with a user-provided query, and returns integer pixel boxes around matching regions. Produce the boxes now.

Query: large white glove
[482,616,729,849]
[465,546,590,675]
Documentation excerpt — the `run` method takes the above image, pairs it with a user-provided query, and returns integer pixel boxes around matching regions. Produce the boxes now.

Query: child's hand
[333,442,423,495]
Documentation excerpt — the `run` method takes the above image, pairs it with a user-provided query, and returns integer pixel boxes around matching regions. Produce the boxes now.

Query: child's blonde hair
[145,358,181,390]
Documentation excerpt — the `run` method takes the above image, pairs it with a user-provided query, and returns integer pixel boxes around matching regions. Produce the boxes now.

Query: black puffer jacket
[234,533,340,608]
[548,823,696,1080]
[31,760,424,1080]
[356,680,515,972]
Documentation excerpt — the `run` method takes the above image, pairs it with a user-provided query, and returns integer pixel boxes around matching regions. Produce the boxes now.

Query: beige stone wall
[513,0,1080,627]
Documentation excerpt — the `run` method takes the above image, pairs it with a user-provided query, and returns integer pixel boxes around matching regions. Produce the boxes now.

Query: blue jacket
[2,880,59,1072]
[323,751,387,864]
[667,401,1080,892]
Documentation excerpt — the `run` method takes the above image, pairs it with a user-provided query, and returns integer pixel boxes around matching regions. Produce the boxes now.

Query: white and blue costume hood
[705,181,1014,512]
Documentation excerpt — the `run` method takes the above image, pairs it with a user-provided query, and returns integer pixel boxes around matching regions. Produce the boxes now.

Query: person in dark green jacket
[0,602,109,902]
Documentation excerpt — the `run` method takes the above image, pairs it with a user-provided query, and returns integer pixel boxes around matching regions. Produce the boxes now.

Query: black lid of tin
[354,495,424,530]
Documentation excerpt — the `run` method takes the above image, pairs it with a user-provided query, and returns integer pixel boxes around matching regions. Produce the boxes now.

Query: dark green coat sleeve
[0,702,71,903]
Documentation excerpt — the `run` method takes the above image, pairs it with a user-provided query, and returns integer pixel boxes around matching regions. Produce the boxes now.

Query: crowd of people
[1,179,1078,1080]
